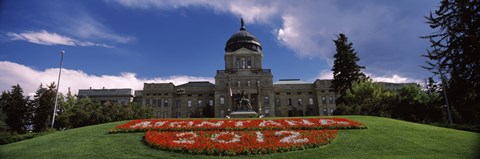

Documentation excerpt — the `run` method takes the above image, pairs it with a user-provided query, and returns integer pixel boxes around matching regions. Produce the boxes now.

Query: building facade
[133,19,338,118]
[78,88,134,105]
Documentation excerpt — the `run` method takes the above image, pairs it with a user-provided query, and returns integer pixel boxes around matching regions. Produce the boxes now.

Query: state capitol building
[78,19,372,118]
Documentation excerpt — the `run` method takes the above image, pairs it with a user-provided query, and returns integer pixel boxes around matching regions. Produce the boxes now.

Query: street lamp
[51,50,65,128]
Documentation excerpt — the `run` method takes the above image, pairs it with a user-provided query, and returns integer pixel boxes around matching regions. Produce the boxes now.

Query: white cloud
[313,69,419,83]
[370,74,418,83]
[0,61,213,96]
[313,69,333,80]
[7,30,113,48]
[110,0,278,23]
[65,14,134,43]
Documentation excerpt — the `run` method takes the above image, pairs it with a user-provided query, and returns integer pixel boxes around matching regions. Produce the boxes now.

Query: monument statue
[233,90,253,111]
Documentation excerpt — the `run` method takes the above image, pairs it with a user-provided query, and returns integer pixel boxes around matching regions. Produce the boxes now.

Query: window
[153,99,158,107]
[220,97,225,105]
[287,98,292,106]
[187,100,192,107]
[275,98,280,106]
[297,92,302,95]
[323,108,328,116]
[175,100,181,108]
[265,109,270,117]
[309,98,314,105]
[237,81,241,87]
[297,98,303,106]
[247,80,251,87]
[322,96,326,105]
[329,96,333,104]
[242,57,246,68]
[164,99,168,107]
[156,111,160,118]
[264,96,269,105]
[176,112,181,118]
[198,100,202,107]
[209,100,214,106]
[246,57,251,68]
[330,108,334,114]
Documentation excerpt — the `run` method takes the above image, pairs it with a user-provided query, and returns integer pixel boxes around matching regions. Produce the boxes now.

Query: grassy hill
[1,116,478,159]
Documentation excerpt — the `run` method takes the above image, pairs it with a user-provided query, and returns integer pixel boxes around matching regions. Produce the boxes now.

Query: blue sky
[0,0,439,95]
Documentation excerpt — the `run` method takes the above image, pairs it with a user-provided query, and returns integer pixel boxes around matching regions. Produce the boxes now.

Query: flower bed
[110,118,365,133]
[145,130,338,155]
[110,117,365,156]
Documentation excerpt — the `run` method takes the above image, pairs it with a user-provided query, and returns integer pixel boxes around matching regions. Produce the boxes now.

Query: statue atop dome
[240,17,245,30]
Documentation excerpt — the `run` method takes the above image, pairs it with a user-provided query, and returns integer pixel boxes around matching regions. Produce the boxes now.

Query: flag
[229,87,233,97]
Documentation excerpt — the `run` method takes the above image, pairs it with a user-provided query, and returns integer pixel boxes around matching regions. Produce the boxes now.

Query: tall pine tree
[0,84,29,134]
[422,0,480,124]
[32,83,56,132]
[331,33,366,104]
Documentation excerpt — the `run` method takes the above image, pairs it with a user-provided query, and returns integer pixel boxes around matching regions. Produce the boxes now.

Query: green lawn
[1,116,478,159]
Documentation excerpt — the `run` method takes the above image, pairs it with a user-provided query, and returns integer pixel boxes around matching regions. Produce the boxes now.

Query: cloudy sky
[1,0,439,96]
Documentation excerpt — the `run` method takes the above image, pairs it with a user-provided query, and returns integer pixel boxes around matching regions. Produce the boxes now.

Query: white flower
[130,121,151,128]
[285,119,314,126]
[173,132,197,144]
[196,121,224,127]
[274,131,308,144]
[255,131,264,142]
[154,121,168,127]
[259,120,282,127]
[210,132,241,143]
[169,121,194,128]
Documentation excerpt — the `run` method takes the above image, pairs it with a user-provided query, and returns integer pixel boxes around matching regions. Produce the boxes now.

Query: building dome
[225,18,262,52]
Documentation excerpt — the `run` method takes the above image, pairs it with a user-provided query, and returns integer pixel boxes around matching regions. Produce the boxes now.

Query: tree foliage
[341,79,395,116]
[331,33,366,104]
[337,80,444,123]
[422,0,480,124]
[31,83,56,132]
[0,83,153,141]
[0,84,29,134]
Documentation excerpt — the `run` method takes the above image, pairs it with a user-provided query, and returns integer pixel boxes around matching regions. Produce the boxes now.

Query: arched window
[309,98,314,105]
[297,98,303,105]
[242,58,246,68]
[220,97,225,105]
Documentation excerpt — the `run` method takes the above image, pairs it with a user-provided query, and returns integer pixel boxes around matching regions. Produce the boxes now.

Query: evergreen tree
[31,83,56,132]
[0,84,29,133]
[331,33,366,104]
[54,89,75,130]
[422,0,480,124]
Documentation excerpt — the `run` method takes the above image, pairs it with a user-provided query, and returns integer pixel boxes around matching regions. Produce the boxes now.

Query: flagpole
[51,50,65,128]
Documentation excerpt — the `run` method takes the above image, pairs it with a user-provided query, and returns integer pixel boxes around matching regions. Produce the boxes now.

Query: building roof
[177,81,215,87]
[225,18,262,52]
[274,79,311,85]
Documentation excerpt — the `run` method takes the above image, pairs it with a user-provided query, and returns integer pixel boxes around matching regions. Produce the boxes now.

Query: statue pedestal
[229,111,258,118]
